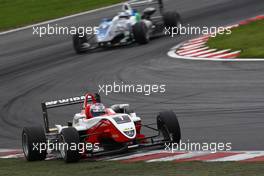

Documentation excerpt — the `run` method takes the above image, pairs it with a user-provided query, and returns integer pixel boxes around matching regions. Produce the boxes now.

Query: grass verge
[0,0,124,31]
[207,19,264,58]
[0,159,264,176]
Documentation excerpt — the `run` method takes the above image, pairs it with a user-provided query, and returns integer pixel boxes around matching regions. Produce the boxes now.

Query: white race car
[73,0,181,53]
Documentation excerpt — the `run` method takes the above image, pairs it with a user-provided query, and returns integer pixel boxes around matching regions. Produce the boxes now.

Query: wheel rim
[141,23,150,42]
[160,125,171,141]
[146,31,150,41]
[145,27,150,41]
[22,132,29,157]
[59,135,66,159]
[177,21,181,28]
[158,118,171,142]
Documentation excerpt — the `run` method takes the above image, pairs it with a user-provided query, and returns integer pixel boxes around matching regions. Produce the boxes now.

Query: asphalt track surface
[0,0,264,150]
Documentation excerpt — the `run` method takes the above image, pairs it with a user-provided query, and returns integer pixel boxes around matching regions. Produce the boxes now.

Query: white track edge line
[0,3,123,35]
[207,151,264,162]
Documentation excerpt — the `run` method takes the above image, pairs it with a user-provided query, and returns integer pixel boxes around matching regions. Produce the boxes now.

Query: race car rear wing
[128,0,164,13]
[41,93,101,133]
[128,0,163,6]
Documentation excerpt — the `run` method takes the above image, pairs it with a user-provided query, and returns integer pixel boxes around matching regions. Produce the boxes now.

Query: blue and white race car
[73,0,181,54]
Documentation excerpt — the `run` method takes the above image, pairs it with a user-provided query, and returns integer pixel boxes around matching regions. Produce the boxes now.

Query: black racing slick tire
[22,126,47,161]
[157,111,181,143]
[60,127,81,163]
[72,31,88,54]
[163,11,182,28]
[132,22,150,44]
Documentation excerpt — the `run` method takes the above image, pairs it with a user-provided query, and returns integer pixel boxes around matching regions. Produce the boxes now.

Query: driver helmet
[90,103,106,117]
[119,11,130,19]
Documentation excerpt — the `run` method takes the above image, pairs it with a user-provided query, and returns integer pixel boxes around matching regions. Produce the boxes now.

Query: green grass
[0,0,124,31]
[207,20,264,58]
[1,159,264,176]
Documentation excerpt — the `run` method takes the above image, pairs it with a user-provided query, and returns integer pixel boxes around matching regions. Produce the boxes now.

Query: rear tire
[60,127,81,163]
[132,22,150,44]
[163,11,182,29]
[157,111,181,143]
[22,126,47,161]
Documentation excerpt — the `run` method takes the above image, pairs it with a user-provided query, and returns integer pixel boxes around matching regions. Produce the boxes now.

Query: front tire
[132,22,150,44]
[22,126,47,161]
[157,111,181,143]
[60,127,81,163]
[72,31,89,54]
